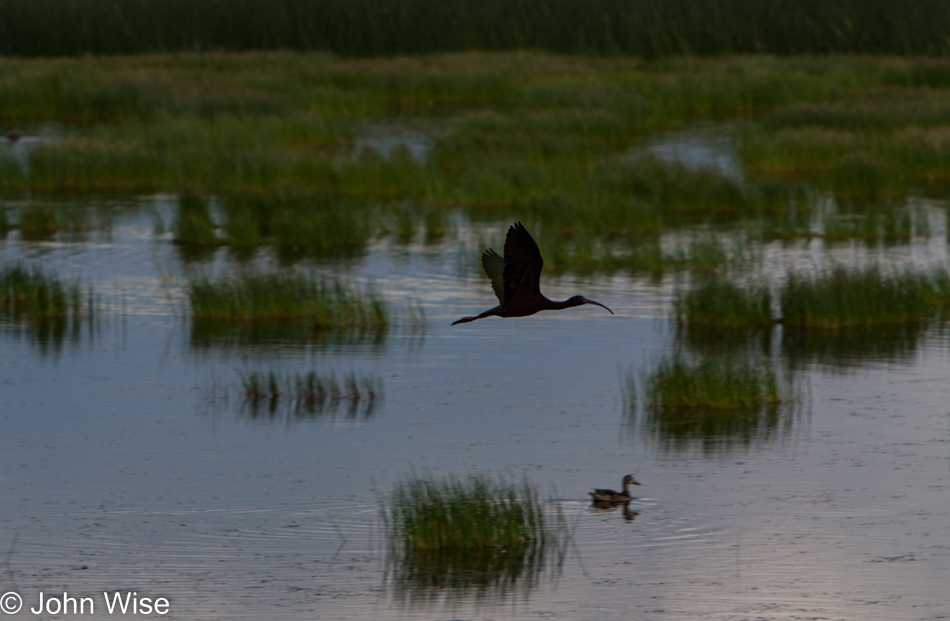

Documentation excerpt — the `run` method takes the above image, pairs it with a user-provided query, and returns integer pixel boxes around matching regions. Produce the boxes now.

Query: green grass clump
[636,354,795,453]
[18,204,58,240]
[223,189,373,255]
[172,190,218,246]
[188,273,387,328]
[645,354,785,411]
[0,263,91,320]
[821,203,929,245]
[675,277,773,328]
[383,473,562,554]
[780,267,950,328]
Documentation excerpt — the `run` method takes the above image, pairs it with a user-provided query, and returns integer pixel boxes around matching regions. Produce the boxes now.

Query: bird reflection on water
[590,500,640,523]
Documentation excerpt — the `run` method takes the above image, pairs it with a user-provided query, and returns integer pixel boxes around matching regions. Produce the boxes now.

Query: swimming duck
[589,474,640,503]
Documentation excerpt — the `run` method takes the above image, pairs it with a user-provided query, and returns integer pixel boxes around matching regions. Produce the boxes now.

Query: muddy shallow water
[0,203,948,620]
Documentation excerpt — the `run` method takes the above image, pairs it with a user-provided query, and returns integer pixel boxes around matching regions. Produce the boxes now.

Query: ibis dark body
[452,222,614,325]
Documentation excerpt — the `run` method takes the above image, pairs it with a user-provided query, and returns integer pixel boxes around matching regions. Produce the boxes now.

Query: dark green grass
[6,52,950,251]
[222,189,373,254]
[781,323,926,370]
[382,472,565,554]
[780,267,950,328]
[739,89,950,189]
[675,277,773,328]
[821,203,929,245]
[635,354,795,453]
[676,266,950,329]
[644,354,785,411]
[17,204,58,240]
[172,190,219,246]
[0,263,92,320]
[187,273,388,329]
[2,0,950,57]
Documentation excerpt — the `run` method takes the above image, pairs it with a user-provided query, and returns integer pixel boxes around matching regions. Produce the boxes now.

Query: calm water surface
[0,201,948,621]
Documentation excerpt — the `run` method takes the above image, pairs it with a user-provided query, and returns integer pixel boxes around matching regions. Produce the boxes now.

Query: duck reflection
[590,500,640,522]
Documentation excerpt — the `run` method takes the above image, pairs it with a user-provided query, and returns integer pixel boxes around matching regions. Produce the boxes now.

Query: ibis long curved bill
[452,222,616,325]
[580,297,614,315]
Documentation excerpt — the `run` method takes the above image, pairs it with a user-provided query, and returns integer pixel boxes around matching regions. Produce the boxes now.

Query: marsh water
[1,137,949,620]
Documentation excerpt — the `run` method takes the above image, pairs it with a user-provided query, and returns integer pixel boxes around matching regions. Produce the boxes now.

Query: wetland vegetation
[381,472,568,600]
[2,0,949,58]
[630,353,798,453]
[187,272,387,328]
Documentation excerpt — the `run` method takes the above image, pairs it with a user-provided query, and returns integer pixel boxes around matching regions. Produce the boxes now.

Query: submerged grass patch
[187,272,388,329]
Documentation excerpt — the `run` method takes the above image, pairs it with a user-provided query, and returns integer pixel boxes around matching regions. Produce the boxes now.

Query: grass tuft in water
[638,353,796,453]
[172,190,218,246]
[187,273,388,329]
[382,472,564,554]
[0,263,91,320]
[18,204,58,240]
[675,277,773,328]
[780,266,950,328]
[645,354,785,411]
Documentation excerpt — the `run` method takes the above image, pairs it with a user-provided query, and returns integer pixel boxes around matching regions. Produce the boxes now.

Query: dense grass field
[1,0,949,58]
[6,52,950,273]
[6,53,950,241]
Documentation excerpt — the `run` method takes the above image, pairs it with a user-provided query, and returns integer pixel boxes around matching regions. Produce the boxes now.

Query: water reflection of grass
[236,369,383,421]
[781,324,927,370]
[382,473,567,603]
[187,273,388,328]
[189,320,388,352]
